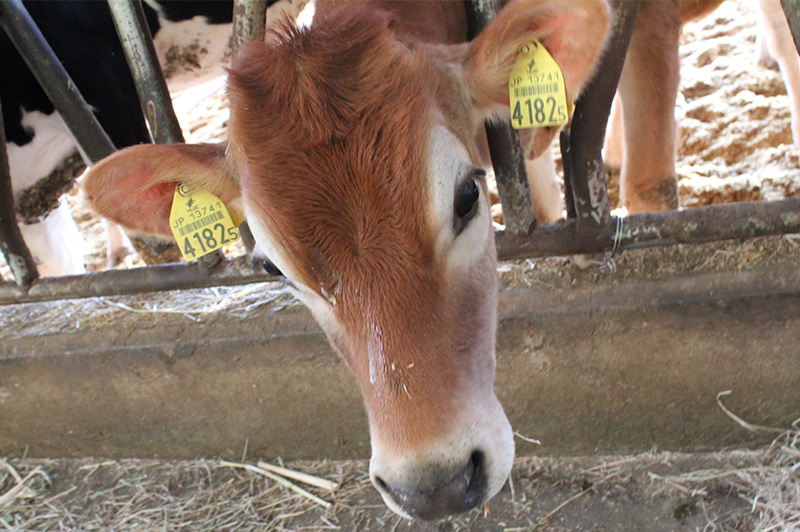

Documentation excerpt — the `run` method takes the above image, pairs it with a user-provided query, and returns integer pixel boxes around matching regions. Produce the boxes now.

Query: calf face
[83,0,609,519]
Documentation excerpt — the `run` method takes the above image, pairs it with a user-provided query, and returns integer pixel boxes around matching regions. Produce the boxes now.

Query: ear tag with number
[169,183,240,261]
[508,40,571,129]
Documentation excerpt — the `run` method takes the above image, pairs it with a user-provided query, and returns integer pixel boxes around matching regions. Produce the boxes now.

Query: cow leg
[758,0,800,150]
[7,111,88,276]
[756,8,779,69]
[603,95,624,172]
[617,1,681,213]
[526,147,563,223]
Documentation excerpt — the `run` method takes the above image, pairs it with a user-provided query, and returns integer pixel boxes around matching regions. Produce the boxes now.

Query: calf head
[83,0,609,520]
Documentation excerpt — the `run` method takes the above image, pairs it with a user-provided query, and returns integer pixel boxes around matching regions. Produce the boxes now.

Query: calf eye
[454,169,484,234]
[253,257,283,277]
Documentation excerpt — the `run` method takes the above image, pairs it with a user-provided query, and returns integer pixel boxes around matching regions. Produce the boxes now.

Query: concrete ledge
[2,242,799,459]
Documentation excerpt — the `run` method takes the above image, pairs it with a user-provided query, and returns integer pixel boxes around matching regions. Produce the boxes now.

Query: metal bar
[108,0,184,144]
[0,255,276,306]
[0,0,116,163]
[560,129,576,219]
[781,0,800,54]
[497,198,800,260]
[0,98,40,286]
[232,0,267,254]
[485,125,537,234]
[233,0,267,55]
[464,0,536,235]
[566,0,642,230]
[4,198,800,305]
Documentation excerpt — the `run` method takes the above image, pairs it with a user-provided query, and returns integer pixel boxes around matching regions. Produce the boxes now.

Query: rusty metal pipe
[233,0,267,55]
[566,0,642,231]
[464,0,537,235]
[0,255,277,305]
[108,0,184,144]
[0,99,40,286]
[497,198,800,260]
[3,199,800,305]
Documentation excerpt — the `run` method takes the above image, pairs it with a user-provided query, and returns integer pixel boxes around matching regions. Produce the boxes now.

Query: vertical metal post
[560,129,577,220]
[566,0,641,231]
[464,0,537,235]
[232,0,267,255]
[0,0,116,163]
[108,0,184,144]
[485,127,537,234]
[233,0,268,55]
[0,99,40,286]
[781,0,800,54]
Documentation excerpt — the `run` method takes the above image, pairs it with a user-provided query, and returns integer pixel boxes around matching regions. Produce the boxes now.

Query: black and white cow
[2,0,236,276]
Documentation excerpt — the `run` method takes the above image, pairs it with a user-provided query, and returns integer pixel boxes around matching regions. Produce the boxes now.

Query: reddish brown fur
[82,2,612,507]
[225,0,610,453]
[315,0,468,44]
[227,6,470,448]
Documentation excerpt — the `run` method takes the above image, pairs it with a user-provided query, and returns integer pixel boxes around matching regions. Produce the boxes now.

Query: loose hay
[99,282,298,321]
[2,442,797,531]
[0,459,355,532]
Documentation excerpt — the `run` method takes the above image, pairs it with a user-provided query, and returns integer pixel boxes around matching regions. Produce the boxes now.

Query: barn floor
[3,444,796,531]
[2,234,799,531]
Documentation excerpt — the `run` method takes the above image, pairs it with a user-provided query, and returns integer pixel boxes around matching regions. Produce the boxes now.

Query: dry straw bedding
[1,424,798,531]
[1,395,798,532]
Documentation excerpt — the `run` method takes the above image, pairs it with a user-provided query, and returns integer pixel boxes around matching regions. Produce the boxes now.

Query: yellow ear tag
[229,206,246,228]
[169,183,240,261]
[509,40,571,129]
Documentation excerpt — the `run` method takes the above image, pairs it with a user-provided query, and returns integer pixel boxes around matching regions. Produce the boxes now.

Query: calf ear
[82,143,239,238]
[464,0,611,112]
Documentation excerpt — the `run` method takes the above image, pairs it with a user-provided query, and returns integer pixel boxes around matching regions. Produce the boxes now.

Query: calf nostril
[374,450,489,520]
[374,475,389,492]
[464,451,487,508]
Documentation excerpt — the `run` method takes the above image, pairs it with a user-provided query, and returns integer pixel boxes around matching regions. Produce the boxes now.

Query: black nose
[375,451,488,521]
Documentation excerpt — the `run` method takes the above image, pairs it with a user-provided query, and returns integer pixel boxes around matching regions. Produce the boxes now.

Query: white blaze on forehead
[426,125,491,266]
[427,125,470,237]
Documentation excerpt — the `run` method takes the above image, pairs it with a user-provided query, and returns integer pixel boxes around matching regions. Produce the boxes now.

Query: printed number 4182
[512,96,566,127]
[182,222,237,259]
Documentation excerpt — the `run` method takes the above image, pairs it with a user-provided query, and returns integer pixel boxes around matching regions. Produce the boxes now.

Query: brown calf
[82,0,611,520]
